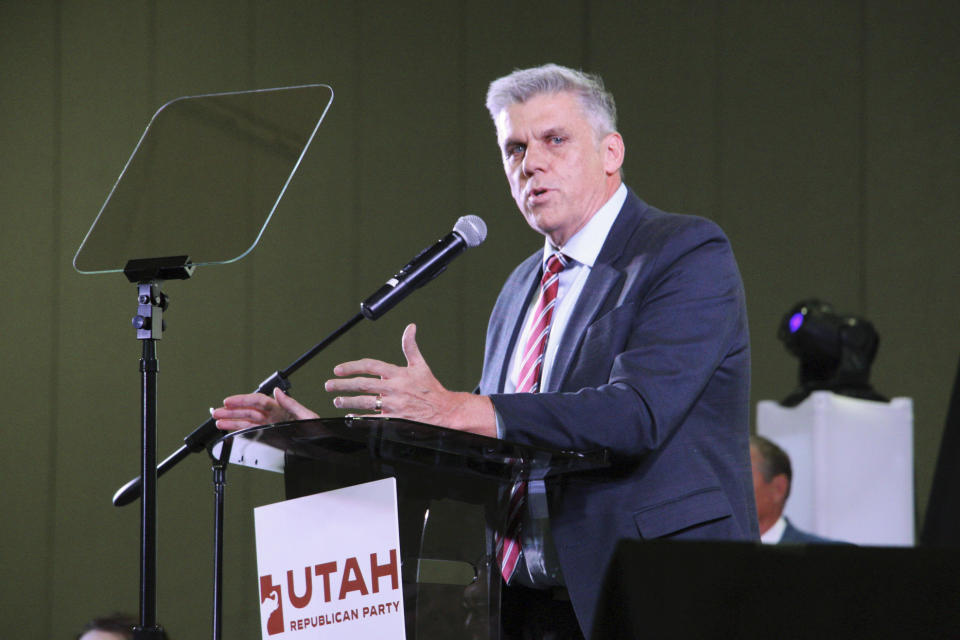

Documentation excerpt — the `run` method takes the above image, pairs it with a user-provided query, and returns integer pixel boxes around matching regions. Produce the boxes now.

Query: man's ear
[602,132,625,175]
[771,473,790,503]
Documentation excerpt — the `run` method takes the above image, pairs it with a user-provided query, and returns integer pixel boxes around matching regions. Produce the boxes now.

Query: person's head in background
[76,614,169,640]
[750,434,792,535]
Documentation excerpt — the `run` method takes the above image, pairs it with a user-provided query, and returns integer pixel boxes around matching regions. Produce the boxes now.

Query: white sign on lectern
[254,478,406,638]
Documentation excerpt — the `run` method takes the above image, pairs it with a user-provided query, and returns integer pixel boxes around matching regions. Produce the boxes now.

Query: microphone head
[454,215,487,248]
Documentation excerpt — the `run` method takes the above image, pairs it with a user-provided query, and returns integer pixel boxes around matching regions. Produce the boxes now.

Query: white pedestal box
[757,391,914,546]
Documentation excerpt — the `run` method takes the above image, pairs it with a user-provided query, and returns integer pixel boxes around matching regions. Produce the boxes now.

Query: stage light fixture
[777,299,887,407]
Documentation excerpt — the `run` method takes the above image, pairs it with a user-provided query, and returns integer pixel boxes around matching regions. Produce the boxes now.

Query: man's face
[495,91,623,247]
[751,445,786,526]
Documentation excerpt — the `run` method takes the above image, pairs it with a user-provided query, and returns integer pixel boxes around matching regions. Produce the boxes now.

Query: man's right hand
[212,387,318,431]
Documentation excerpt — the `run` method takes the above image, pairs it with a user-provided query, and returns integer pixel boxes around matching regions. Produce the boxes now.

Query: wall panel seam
[47,2,63,636]
[857,0,869,314]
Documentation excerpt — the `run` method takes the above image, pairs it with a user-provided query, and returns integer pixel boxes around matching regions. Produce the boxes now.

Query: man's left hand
[325,323,497,437]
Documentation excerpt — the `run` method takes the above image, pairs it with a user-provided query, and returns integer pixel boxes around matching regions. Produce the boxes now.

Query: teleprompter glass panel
[73,84,333,274]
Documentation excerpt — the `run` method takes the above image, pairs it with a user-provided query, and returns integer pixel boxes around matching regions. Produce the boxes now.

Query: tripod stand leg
[211,440,232,640]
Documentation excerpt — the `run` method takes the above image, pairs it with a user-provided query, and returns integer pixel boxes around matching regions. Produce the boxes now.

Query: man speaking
[215,63,758,638]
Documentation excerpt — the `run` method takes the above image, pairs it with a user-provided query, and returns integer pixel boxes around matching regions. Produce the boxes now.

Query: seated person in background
[751,434,848,544]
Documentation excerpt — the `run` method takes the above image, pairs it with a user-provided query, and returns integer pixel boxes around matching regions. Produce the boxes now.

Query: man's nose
[521,142,547,175]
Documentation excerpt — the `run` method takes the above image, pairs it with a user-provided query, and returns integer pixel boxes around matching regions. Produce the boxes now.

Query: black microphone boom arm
[112,216,485,507]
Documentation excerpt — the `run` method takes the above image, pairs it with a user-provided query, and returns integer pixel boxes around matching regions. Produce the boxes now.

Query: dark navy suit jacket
[478,188,759,634]
[780,518,850,545]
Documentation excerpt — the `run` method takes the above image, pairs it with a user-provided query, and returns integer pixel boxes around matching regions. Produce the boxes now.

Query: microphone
[361,215,487,320]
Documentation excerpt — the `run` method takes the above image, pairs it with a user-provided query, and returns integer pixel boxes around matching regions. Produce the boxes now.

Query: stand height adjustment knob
[132,315,168,332]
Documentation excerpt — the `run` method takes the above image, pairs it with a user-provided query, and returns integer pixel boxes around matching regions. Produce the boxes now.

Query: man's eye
[550,136,564,144]
[506,145,525,158]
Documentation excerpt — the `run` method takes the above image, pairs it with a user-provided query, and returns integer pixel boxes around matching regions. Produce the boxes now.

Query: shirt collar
[541,183,627,268]
[761,516,788,544]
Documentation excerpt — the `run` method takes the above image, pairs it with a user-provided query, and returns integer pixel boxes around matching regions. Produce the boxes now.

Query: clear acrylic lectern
[213,417,610,640]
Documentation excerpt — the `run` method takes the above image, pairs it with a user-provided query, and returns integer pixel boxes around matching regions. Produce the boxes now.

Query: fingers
[332,358,398,378]
[401,323,424,367]
[213,407,270,422]
[214,388,321,431]
[324,375,383,395]
[213,417,266,431]
[324,367,388,414]
[213,401,273,430]
[324,325,432,417]
[273,388,319,421]
[329,324,424,381]
[214,391,288,431]
[331,393,382,412]
[222,393,276,410]
[212,404,272,425]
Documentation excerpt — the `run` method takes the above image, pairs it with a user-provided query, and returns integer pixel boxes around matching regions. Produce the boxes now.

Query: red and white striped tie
[497,252,568,584]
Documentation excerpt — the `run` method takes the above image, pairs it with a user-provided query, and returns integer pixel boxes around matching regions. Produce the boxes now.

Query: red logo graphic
[260,574,284,636]
[261,548,401,634]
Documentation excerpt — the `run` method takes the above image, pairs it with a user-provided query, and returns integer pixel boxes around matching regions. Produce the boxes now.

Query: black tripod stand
[124,256,194,640]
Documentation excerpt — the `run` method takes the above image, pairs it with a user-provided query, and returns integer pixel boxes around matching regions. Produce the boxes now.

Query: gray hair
[485,63,618,138]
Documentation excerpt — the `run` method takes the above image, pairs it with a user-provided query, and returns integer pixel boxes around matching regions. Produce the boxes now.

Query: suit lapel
[546,262,620,392]
[483,253,541,393]
[546,190,647,392]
